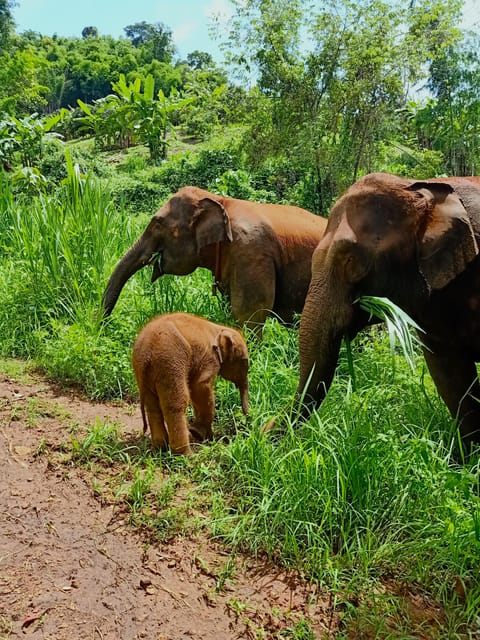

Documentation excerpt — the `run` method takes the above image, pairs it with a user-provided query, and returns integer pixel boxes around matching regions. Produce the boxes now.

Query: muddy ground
[1,365,343,639]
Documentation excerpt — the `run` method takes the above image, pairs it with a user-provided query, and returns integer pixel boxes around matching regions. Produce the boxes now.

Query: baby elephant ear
[409,181,478,290]
[213,331,233,365]
[193,197,233,251]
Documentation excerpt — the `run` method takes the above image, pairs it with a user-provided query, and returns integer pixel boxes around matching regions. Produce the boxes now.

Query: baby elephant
[132,312,249,455]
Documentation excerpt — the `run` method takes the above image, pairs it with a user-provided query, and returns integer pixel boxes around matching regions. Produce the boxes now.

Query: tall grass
[2,158,129,318]
[1,158,133,363]
[208,325,480,628]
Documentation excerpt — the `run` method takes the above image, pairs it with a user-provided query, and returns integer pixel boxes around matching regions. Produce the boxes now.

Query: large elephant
[298,172,480,451]
[103,186,328,328]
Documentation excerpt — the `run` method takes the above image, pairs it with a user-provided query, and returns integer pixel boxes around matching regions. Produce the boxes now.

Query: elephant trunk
[239,381,249,415]
[103,238,153,316]
[297,271,353,413]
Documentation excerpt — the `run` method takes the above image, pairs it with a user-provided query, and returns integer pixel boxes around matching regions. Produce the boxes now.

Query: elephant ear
[192,197,233,251]
[408,181,479,290]
[213,331,232,365]
[213,330,238,365]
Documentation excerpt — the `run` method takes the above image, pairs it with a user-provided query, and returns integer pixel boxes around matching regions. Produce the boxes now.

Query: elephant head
[103,186,233,316]
[214,328,250,415]
[298,172,479,411]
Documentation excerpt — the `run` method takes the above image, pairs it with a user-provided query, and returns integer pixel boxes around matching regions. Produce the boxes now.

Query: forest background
[1,1,480,637]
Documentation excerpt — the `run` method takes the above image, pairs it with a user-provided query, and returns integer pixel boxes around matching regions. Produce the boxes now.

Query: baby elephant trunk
[239,381,249,415]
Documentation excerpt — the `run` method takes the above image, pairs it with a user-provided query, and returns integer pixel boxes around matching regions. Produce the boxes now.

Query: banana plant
[78,74,194,162]
[0,111,64,168]
[112,74,194,162]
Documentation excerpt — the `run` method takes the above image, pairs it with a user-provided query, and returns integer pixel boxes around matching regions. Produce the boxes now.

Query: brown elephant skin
[103,186,328,329]
[132,312,249,455]
[298,172,480,452]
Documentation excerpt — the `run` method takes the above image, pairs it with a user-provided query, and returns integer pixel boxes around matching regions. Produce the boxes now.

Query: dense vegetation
[1,0,480,636]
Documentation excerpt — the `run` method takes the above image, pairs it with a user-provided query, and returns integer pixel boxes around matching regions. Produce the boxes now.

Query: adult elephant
[103,186,327,328]
[298,172,480,451]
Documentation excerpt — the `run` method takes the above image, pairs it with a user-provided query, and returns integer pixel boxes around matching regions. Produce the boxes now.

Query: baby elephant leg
[189,379,215,442]
[143,388,168,450]
[158,384,192,455]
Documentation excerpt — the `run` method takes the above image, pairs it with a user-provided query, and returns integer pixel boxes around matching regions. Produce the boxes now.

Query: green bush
[147,155,193,192]
[40,321,136,398]
[127,148,242,201]
[378,142,446,179]
[214,169,276,202]
[37,139,114,185]
[116,147,149,173]
[108,174,171,214]
[192,149,239,188]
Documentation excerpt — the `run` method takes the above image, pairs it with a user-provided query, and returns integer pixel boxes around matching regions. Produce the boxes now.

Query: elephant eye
[339,245,370,283]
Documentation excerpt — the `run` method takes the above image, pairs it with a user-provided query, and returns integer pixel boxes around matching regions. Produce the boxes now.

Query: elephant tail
[140,401,148,435]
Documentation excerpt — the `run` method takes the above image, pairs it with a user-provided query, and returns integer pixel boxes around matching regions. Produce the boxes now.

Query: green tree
[410,32,480,175]
[124,21,175,62]
[19,33,143,109]
[0,0,15,53]
[221,0,464,212]
[82,26,99,39]
[186,50,214,70]
[179,62,232,138]
[4,23,232,117]
[0,41,49,115]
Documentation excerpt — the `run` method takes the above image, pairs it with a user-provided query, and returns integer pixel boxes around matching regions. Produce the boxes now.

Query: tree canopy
[219,0,471,209]
[0,0,15,52]
[1,2,479,212]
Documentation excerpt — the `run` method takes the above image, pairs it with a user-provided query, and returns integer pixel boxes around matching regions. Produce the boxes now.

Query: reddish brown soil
[0,367,337,639]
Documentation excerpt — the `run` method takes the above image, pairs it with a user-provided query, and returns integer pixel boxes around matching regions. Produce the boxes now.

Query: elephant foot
[150,438,168,452]
[189,421,213,443]
[171,442,193,456]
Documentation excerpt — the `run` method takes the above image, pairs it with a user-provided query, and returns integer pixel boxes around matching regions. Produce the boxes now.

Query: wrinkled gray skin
[298,172,480,452]
[103,186,327,330]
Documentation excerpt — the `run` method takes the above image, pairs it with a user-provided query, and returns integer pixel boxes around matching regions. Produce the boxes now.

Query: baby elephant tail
[140,401,148,435]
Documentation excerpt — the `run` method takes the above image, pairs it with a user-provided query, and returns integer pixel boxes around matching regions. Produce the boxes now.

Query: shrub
[108,174,171,214]
[37,138,114,184]
[214,169,276,202]
[378,142,446,179]
[192,149,239,187]
[40,321,136,399]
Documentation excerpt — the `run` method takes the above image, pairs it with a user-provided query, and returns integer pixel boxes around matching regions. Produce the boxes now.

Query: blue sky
[12,0,233,62]
[12,0,479,65]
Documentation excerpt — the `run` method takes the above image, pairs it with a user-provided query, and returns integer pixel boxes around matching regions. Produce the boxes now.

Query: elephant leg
[189,379,215,442]
[143,389,168,450]
[230,259,275,332]
[158,384,192,455]
[423,347,480,451]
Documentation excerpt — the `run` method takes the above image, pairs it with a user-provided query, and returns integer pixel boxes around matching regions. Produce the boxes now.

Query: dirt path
[0,366,336,639]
